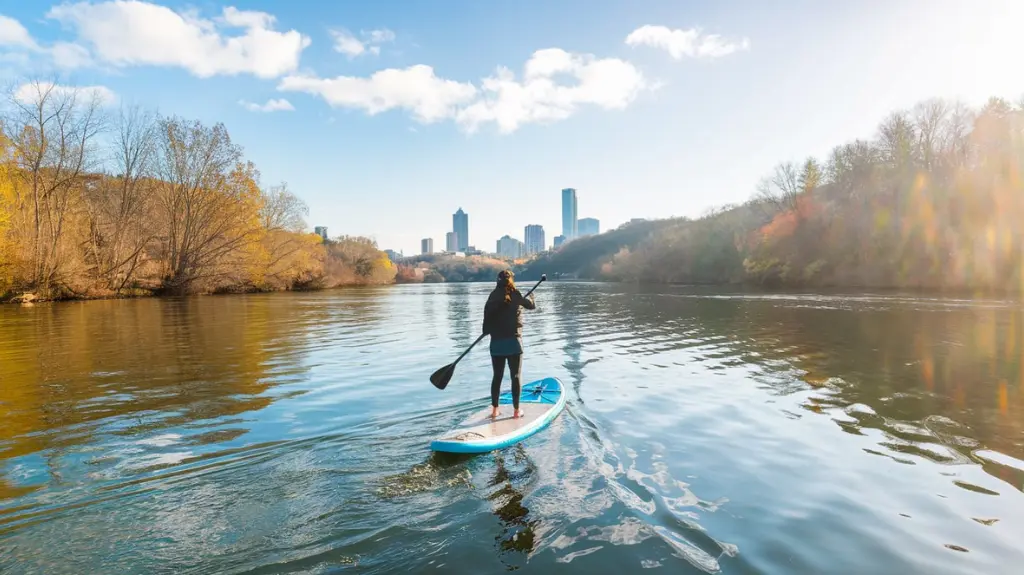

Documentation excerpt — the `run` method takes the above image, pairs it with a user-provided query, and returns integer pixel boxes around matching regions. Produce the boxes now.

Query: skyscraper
[452,208,469,252]
[561,188,577,240]
[446,231,458,252]
[553,235,566,249]
[524,224,545,255]
[578,217,600,237]
[496,235,524,258]
[421,238,433,254]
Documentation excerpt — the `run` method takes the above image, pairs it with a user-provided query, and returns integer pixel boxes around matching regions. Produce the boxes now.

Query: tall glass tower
[561,188,577,240]
[452,208,469,252]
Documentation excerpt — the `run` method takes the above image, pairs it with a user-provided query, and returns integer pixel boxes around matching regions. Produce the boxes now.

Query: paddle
[430,274,546,390]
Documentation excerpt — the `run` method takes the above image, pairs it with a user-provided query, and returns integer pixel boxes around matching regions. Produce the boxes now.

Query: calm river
[1,283,1022,574]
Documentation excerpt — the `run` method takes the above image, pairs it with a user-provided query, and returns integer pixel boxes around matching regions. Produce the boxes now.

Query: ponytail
[497,269,515,303]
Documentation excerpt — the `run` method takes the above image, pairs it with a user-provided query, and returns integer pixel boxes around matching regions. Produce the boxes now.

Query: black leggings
[491,354,522,409]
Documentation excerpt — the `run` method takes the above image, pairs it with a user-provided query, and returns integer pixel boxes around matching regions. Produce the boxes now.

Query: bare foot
[491,407,501,419]
[514,409,524,419]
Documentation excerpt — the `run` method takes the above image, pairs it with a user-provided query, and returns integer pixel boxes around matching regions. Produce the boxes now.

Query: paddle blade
[430,363,456,390]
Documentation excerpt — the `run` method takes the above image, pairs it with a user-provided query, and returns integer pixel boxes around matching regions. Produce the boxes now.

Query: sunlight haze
[1,0,1021,255]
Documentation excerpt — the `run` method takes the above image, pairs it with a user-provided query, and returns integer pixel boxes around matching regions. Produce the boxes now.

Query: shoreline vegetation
[1,79,396,304]
[3,84,1023,304]
[517,94,1024,294]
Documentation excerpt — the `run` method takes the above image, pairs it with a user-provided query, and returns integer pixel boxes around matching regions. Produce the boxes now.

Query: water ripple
[2,284,1024,574]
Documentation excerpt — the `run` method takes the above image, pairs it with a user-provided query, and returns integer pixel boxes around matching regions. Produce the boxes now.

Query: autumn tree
[5,80,105,297]
[323,235,395,286]
[260,182,307,232]
[798,157,822,194]
[154,117,263,294]
[0,137,16,294]
[754,161,800,216]
[83,104,158,293]
[248,181,324,289]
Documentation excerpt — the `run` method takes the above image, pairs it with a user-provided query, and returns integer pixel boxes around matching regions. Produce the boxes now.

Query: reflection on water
[447,283,475,350]
[488,444,539,568]
[2,284,1024,574]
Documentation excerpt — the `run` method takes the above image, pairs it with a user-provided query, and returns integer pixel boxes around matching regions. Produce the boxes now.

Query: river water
[1,283,1022,574]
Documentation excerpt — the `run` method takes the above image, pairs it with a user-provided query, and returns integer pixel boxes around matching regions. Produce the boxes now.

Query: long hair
[497,269,515,303]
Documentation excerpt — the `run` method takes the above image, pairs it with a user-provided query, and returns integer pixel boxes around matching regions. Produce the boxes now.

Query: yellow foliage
[235,163,270,290]
[0,162,14,293]
[0,100,395,299]
[0,138,19,294]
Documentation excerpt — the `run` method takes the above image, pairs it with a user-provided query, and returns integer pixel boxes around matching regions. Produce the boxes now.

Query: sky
[1,0,1023,256]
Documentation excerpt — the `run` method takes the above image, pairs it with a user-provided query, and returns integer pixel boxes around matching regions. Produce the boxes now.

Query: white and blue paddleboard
[430,377,566,454]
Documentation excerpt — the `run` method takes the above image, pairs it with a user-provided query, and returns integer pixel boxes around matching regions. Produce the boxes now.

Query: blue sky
[1,0,1022,255]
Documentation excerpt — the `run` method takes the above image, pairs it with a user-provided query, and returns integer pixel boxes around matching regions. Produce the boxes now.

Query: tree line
[522,94,1024,293]
[0,80,394,301]
[395,253,511,284]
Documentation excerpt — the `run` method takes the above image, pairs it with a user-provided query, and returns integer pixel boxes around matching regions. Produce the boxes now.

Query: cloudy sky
[1,0,1022,254]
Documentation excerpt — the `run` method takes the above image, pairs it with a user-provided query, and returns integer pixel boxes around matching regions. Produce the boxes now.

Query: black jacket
[482,286,536,339]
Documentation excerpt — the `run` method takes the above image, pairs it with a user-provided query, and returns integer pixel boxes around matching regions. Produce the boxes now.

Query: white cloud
[45,1,310,78]
[625,25,750,59]
[0,14,92,70]
[219,6,274,29]
[329,27,395,58]
[330,30,366,57]
[280,47,649,134]
[455,48,648,134]
[277,65,477,124]
[50,41,94,69]
[0,14,38,49]
[365,29,395,44]
[239,98,294,112]
[14,81,118,107]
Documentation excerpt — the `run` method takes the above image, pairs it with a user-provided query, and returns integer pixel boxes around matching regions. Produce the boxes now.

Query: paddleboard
[430,377,566,454]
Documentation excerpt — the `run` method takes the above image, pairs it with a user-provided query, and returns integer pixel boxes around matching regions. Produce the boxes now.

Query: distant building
[452,208,469,252]
[524,224,545,255]
[561,188,577,240]
[384,249,402,262]
[496,235,524,259]
[578,217,600,237]
[446,231,458,252]
[421,238,433,254]
[630,218,645,223]
[314,226,328,241]
[465,246,482,256]
[553,235,566,249]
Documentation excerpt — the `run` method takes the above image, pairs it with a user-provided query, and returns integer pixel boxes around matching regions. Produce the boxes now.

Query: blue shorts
[489,336,523,357]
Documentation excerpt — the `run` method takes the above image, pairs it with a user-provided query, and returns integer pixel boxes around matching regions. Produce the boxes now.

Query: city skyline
[375,189,632,256]
[406,187,606,258]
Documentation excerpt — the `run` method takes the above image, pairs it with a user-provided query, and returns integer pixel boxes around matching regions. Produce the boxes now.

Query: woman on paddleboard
[482,269,536,419]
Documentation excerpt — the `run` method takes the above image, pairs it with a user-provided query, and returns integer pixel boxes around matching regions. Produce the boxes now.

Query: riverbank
[0,279,397,305]
[13,274,1022,306]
